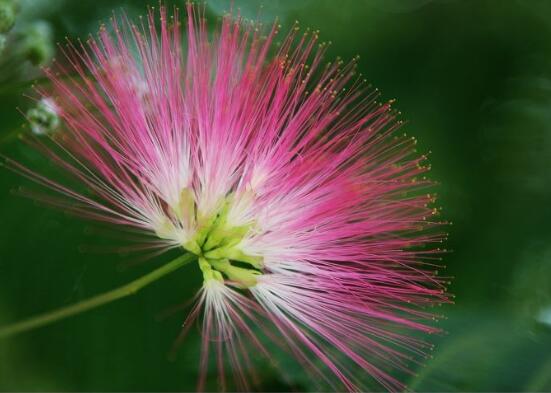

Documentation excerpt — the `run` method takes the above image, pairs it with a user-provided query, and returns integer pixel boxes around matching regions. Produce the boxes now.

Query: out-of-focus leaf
[509,243,551,322]
[206,0,316,23]
[525,356,551,391]
[408,311,551,391]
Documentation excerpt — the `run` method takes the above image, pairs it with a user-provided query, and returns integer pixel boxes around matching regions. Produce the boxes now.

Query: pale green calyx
[198,257,224,283]
[209,259,260,288]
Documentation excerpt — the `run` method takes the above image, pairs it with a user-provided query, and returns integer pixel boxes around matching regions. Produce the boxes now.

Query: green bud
[21,21,53,66]
[27,97,60,135]
[0,1,16,34]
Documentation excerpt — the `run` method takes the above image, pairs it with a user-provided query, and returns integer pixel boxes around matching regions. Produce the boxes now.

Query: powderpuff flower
[5,4,449,392]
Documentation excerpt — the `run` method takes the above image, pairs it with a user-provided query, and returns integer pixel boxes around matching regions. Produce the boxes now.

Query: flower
[9,4,449,391]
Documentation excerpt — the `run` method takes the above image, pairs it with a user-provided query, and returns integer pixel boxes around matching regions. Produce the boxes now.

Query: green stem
[0,253,195,339]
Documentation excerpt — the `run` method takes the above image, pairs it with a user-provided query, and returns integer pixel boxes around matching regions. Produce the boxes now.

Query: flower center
[171,190,262,287]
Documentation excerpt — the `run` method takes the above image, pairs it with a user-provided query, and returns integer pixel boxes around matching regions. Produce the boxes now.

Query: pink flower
[8,5,449,391]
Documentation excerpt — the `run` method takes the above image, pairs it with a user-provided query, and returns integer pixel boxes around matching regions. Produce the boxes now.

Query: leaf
[525,356,551,392]
[408,311,551,392]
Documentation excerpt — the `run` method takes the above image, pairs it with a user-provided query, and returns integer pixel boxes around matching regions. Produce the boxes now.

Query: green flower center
[177,190,263,288]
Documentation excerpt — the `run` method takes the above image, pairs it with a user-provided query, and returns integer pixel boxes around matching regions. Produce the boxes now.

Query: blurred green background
[1,0,551,391]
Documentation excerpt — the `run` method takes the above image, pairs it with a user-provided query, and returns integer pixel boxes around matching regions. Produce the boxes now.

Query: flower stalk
[0,253,195,339]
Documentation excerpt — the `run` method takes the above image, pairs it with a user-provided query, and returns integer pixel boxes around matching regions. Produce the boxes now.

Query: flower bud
[0,1,16,34]
[27,97,60,135]
[21,21,53,66]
